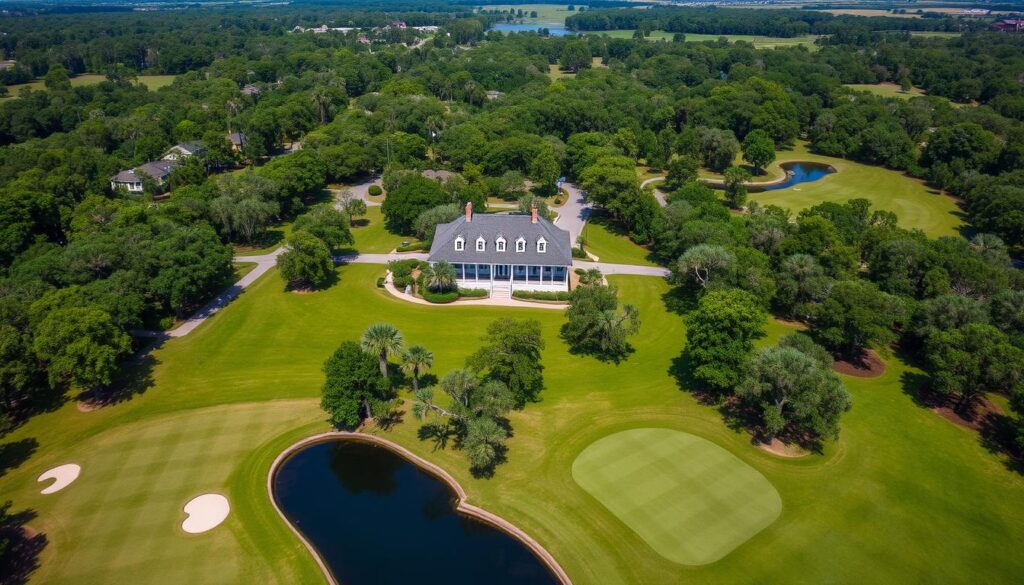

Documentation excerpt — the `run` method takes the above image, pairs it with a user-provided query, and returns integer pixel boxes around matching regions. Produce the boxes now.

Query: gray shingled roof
[429,213,572,266]
[113,159,179,184]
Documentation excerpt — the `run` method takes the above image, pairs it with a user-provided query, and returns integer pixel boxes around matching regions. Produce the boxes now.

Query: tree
[723,166,751,209]
[562,284,640,360]
[741,129,775,174]
[32,307,132,392]
[293,205,353,250]
[925,324,1024,416]
[381,174,448,234]
[738,337,851,441]
[814,280,904,356]
[528,149,560,194]
[774,254,829,320]
[336,190,367,226]
[698,127,740,172]
[321,340,389,427]
[360,323,404,379]
[559,40,591,73]
[277,230,334,290]
[401,345,433,392]
[676,245,735,289]
[422,261,456,292]
[686,288,766,393]
[663,155,699,191]
[467,318,545,406]
[413,203,462,241]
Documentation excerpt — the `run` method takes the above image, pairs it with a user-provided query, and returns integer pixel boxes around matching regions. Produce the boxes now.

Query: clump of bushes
[376,277,385,288]
[368,184,383,196]
[389,259,426,289]
[571,247,587,259]
[458,288,488,298]
[422,289,459,303]
[513,290,571,302]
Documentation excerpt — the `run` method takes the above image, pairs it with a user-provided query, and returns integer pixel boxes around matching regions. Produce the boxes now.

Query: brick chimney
[465,201,473,222]
[531,202,538,224]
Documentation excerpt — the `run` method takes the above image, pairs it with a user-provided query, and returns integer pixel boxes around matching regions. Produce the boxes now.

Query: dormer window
[537,237,547,253]
[515,237,526,253]
[454,236,465,251]
[476,236,486,252]
[496,236,506,252]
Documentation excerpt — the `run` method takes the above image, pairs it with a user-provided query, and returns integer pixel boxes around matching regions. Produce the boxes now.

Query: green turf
[572,428,782,565]
[349,206,417,253]
[700,141,965,238]
[586,30,819,48]
[1,263,1023,584]
[481,4,577,25]
[844,82,926,100]
[0,74,175,102]
[582,212,659,266]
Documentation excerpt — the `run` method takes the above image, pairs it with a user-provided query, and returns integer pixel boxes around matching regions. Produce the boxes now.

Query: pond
[492,23,572,36]
[755,161,836,192]
[273,439,560,585]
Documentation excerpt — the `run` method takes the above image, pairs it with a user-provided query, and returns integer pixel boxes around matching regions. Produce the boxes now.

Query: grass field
[572,428,782,565]
[699,141,964,238]
[349,206,417,253]
[845,82,926,99]
[1,261,1023,584]
[480,4,578,25]
[583,211,659,266]
[0,74,176,102]
[585,30,820,49]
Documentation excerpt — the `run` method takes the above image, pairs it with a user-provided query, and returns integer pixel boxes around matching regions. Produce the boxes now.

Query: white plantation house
[428,203,572,297]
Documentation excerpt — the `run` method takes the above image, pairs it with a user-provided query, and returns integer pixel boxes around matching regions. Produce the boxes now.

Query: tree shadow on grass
[417,422,457,451]
[0,505,46,585]
[0,439,38,480]
[979,413,1024,475]
[660,286,696,316]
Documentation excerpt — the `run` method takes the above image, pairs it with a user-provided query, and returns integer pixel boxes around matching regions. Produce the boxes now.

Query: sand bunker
[37,464,81,494]
[181,494,230,534]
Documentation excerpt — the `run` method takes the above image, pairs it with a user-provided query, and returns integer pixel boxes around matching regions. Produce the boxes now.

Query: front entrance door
[495,264,510,280]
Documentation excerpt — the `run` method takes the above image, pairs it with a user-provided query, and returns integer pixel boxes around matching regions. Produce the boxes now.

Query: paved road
[641,176,668,207]
[573,260,669,277]
[554,183,591,245]
[332,176,383,209]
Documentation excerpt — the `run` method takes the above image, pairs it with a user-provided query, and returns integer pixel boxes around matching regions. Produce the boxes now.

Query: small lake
[756,161,836,192]
[492,23,572,36]
[273,439,559,585]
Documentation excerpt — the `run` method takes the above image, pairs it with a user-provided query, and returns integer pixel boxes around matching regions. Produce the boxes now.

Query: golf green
[572,428,782,565]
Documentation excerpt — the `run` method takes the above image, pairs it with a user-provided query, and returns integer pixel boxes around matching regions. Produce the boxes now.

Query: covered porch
[450,262,569,291]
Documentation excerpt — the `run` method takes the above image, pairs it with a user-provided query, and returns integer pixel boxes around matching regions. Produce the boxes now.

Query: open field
[572,428,782,565]
[1,260,1023,584]
[585,30,820,48]
[698,142,964,238]
[480,4,578,25]
[845,82,926,99]
[349,206,418,253]
[1,74,176,102]
[583,211,659,267]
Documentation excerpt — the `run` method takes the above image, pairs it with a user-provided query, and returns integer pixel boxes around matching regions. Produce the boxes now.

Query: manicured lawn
[845,82,925,99]
[582,211,659,266]
[586,30,819,48]
[572,428,782,565]
[482,4,578,24]
[701,142,964,238]
[232,261,257,280]
[349,206,417,253]
[1,263,1023,584]
[0,74,176,102]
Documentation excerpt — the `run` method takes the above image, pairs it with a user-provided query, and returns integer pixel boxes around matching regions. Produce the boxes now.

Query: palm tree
[429,261,457,292]
[361,323,404,379]
[401,345,433,392]
[310,86,332,125]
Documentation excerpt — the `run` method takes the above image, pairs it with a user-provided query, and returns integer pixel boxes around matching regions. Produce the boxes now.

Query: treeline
[566,6,986,37]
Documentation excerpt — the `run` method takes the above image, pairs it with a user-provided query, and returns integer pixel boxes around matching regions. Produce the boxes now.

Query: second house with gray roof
[428,202,572,297]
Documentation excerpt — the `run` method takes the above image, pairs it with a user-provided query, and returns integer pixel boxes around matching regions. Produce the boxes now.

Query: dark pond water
[492,23,572,36]
[756,161,836,192]
[273,440,559,585]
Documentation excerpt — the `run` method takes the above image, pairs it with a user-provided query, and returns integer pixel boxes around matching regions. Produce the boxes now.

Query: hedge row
[513,290,571,301]
[458,288,488,298]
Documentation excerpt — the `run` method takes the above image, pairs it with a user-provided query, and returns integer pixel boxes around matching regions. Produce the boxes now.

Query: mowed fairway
[572,428,781,565]
[746,142,965,238]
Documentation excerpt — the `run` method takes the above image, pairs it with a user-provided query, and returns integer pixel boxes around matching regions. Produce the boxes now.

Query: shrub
[397,241,429,252]
[389,259,422,278]
[422,289,459,303]
[458,288,488,298]
[368,184,383,196]
[513,290,571,301]
[376,277,385,288]
[393,275,414,289]
[572,247,587,259]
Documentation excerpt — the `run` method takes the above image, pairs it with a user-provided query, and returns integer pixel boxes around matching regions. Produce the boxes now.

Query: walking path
[554,183,591,244]
[573,260,670,277]
[332,176,383,208]
[641,176,668,207]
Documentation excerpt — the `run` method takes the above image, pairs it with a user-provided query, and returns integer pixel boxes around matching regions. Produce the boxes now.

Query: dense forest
[0,5,1023,455]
